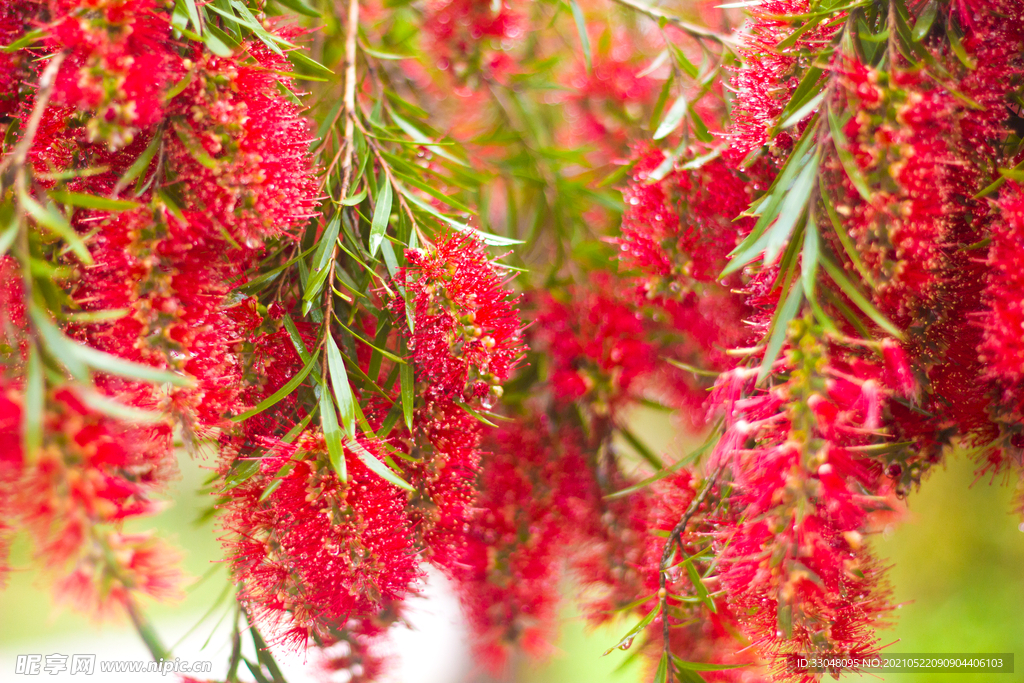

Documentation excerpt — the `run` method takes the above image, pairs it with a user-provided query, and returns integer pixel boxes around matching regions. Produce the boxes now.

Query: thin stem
[323,0,361,375]
[608,0,738,48]
[657,465,723,682]
[125,595,173,662]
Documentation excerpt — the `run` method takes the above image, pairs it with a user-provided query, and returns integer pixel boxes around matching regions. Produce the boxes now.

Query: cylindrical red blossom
[221,431,422,645]
[631,471,768,682]
[405,398,483,573]
[533,274,659,411]
[46,0,176,146]
[728,0,841,156]
[619,145,767,287]
[166,39,319,248]
[706,335,907,678]
[452,416,598,671]
[315,614,397,683]
[55,531,184,617]
[397,233,525,408]
[0,381,179,616]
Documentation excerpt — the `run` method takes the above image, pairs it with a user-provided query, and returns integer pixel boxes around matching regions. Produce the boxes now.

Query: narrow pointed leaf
[604,604,660,655]
[758,279,804,383]
[232,350,320,421]
[400,353,414,431]
[23,343,43,463]
[347,438,414,490]
[320,390,347,481]
[569,0,592,73]
[369,180,393,257]
[326,335,356,437]
[654,94,688,140]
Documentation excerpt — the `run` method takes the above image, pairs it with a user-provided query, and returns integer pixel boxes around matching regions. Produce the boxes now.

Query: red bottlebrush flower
[619,145,765,286]
[47,0,175,146]
[0,381,180,616]
[398,233,524,408]
[729,0,840,155]
[407,398,483,572]
[453,417,597,671]
[561,37,660,157]
[533,273,658,411]
[222,431,421,645]
[316,615,397,683]
[55,532,184,616]
[704,329,908,677]
[0,2,33,117]
[166,39,319,248]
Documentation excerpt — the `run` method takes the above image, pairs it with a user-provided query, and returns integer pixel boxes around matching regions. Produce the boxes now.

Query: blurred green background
[2,440,1023,683]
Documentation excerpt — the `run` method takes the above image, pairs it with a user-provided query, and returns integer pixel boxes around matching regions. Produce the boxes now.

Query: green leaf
[606,429,720,499]
[685,561,716,613]
[763,153,819,265]
[0,222,17,259]
[361,45,415,60]
[312,215,342,273]
[272,0,320,17]
[780,91,825,129]
[231,350,320,421]
[2,28,47,52]
[49,191,140,212]
[827,106,872,201]
[618,425,664,470]
[671,658,747,672]
[603,604,660,655]
[403,192,523,246]
[203,22,237,57]
[568,0,592,73]
[689,109,714,143]
[114,135,161,193]
[23,343,44,463]
[74,342,193,386]
[654,652,669,683]
[726,121,819,271]
[773,67,823,134]
[649,73,675,133]
[820,257,903,339]
[178,0,201,34]
[28,304,88,381]
[369,179,393,257]
[320,390,347,482]
[21,193,92,264]
[74,386,165,424]
[400,348,415,431]
[453,399,498,428]
[946,21,975,69]
[347,437,414,490]
[289,49,334,76]
[654,94,688,140]
[223,459,261,490]
[820,185,875,287]
[911,0,939,41]
[341,187,368,206]
[326,335,356,437]
[801,213,820,299]
[668,42,699,79]
[388,110,467,167]
[758,279,804,383]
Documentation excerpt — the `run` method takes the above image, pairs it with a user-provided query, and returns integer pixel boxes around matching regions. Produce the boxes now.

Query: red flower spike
[452,417,598,671]
[397,233,525,409]
[221,432,421,645]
